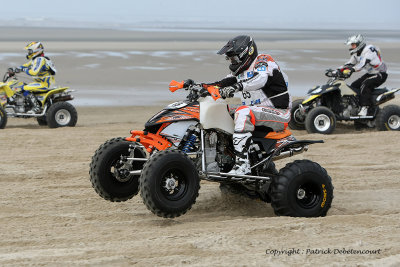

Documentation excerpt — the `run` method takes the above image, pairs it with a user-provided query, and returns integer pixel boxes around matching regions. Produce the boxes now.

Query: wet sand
[1,27,399,106]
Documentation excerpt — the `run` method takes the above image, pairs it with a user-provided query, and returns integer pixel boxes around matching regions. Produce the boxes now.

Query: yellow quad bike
[289,69,400,134]
[0,69,77,129]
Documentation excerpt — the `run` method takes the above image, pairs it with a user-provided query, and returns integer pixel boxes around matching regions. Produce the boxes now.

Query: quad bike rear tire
[140,149,200,218]
[90,138,146,202]
[289,99,306,130]
[271,160,333,217]
[0,105,7,129]
[47,102,78,128]
[305,106,336,134]
[375,105,400,131]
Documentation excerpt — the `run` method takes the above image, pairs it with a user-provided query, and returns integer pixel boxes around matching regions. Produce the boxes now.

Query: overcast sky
[3,0,400,30]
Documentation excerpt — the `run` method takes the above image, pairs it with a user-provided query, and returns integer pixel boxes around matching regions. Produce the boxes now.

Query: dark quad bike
[289,69,400,134]
[90,81,334,218]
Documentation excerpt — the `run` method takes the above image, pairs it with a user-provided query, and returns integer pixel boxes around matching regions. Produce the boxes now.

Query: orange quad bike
[90,81,333,218]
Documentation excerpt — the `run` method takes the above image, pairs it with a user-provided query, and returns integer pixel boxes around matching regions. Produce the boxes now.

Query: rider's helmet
[24,41,44,60]
[217,35,258,76]
[345,34,366,55]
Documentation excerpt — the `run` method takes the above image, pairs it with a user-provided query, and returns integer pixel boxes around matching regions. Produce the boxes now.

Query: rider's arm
[342,55,357,69]
[19,61,31,73]
[206,76,237,88]
[23,57,46,76]
[352,52,373,72]
[240,63,271,92]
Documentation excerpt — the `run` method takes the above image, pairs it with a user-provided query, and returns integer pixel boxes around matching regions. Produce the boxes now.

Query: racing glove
[219,83,243,99]
[7,68,20,76]
[183,79,194,88]
[341,67,355,77]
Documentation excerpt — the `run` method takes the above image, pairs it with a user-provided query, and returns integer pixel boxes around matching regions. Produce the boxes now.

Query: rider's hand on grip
[219,86,236,99]
[342,67,354,78]
[183,79,194,88]
[7,68,15,76]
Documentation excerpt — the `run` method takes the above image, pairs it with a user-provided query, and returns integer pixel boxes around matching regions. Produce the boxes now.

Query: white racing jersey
[234,54,289,108]
[344,44,387,74]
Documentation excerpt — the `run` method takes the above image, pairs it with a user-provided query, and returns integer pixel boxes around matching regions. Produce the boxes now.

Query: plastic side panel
[160,120,197,140]
[336,81,356,96]
[200,97,234,134]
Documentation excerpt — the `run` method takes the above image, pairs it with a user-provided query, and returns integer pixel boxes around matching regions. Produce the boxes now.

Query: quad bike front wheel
[375,105,400,131]
[90,138,147,202]
[305,106,336,134]
[271,160,333,217]
[289,99,306,130]
[0,105,7,129]
[140,149,200,218]
[47,101,78,128]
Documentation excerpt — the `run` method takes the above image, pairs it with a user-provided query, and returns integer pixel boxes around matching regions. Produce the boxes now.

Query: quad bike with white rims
[90,80,333,218]
[289,69,400,134]
[0,69,77,129]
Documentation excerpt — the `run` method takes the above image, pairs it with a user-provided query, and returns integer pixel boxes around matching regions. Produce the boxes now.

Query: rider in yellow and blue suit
[16,42,57,113]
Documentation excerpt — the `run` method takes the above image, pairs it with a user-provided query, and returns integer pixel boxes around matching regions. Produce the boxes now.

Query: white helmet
[345,34,366,55]
[24,41,44,60]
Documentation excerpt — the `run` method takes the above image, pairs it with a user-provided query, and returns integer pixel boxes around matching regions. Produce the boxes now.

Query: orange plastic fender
[126,130,173,153]
[169,80,184,92]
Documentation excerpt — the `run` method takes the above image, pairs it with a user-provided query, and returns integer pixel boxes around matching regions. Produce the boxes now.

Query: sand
[0,103,399,266]
[1,27,400,266]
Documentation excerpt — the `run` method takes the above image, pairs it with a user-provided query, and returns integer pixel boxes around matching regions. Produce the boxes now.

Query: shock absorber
[182,134,197,153]
[181,127,200,153]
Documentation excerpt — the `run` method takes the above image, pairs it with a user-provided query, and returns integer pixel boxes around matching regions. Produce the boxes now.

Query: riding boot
[26,93,41,114]
[228,132,252,175]
[358,106,368,116]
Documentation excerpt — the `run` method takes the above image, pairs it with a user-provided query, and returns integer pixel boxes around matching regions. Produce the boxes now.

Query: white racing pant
[233,105,291,133]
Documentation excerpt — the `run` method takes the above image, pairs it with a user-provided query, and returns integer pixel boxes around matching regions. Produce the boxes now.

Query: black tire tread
[271,160,334,217]
[289,99,306,130]
[375,105,400,131]
[89,137,140,202]
[47,102,78,128]
[140,149,200,218]
[305,106,336,134]
[0,105,7,129]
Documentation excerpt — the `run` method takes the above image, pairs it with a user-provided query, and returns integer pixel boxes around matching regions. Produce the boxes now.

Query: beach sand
[1,27,400,266]
[1,104,400,266]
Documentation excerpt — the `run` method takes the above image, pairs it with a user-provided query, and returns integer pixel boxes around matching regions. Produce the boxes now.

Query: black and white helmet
[217,35,258,76]
[345,34,366,55]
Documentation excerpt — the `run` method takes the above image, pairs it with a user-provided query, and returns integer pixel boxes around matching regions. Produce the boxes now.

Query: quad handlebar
[325,68,352,79]
[3,68,20,82]
[169,80,221,102]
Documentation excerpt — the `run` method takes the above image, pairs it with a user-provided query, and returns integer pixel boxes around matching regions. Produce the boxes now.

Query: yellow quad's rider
[15,42,57,113]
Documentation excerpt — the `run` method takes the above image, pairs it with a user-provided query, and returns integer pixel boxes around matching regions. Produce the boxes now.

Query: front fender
[302,94,320,105]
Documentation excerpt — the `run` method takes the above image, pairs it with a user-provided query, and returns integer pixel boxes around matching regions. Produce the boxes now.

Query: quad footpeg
[205,171,271,182]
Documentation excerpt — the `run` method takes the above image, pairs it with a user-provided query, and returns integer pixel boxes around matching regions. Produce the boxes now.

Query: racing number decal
[242,91,251,99]
[369,46,382,60]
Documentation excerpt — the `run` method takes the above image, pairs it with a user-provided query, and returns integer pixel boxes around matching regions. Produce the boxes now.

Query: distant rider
[339,34,387,116]
[12,42,57,114]
[204,35,291,175]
